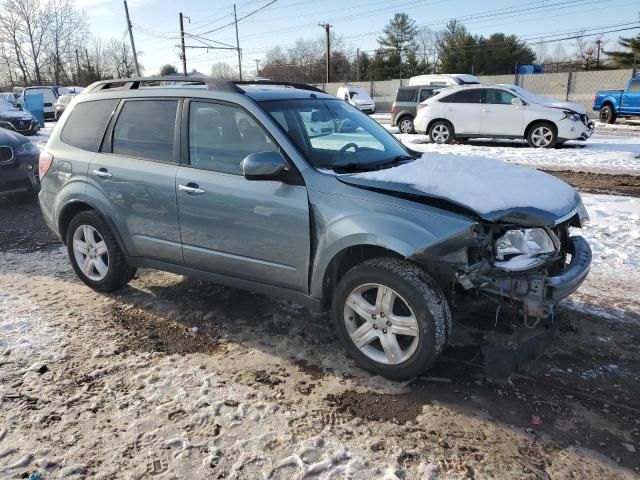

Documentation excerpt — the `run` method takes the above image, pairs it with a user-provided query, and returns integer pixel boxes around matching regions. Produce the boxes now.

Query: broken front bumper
[481,236,592,318]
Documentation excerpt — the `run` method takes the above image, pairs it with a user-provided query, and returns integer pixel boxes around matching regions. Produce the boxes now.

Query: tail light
[39,150,54,178]
[390,104,397,114]
[417,103,427,111]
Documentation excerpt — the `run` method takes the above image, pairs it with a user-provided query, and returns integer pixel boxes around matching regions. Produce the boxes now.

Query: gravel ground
[0,200,639,479]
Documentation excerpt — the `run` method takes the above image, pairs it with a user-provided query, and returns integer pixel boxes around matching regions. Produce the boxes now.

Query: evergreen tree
[606,34,640,68]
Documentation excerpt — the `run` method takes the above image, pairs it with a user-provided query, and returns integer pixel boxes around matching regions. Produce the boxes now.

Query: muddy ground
[0,197,639,479]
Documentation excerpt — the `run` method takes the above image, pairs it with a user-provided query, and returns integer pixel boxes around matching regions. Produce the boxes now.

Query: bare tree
[210,62,236,80]
[45,0,88,84]
[574,31,601,71]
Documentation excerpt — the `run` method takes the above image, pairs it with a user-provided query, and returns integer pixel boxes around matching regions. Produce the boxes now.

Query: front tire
[599,105,616,124]
[429,120,454,144]
[332,258,451,380]
[66,210,136,292]
[527,122,557,148]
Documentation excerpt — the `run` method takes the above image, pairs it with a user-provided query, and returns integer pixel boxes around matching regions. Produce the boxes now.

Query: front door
[444,88,483,134]
[480,88,525,136]
[176,100,310,292]
[88,98,182,263]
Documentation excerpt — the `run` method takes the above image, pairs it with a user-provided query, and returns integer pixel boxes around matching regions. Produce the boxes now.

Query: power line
[193,0,278,38]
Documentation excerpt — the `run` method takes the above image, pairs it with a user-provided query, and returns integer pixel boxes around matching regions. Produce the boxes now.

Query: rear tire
[599,105,616,124]
[398,116,415,134]
[429,120,454,144]
[526,122,557,148]
[66,210,136,292]
[332,257,451,380]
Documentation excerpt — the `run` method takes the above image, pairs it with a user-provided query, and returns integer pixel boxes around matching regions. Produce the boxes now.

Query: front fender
[309,209,474,298]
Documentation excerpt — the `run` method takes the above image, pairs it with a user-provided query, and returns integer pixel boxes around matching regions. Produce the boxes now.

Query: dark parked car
[390,86,439,134]
[0,100,40,136]
[0,129,40,201]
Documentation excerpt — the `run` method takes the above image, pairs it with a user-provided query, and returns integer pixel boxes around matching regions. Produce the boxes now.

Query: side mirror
[241,151,286,181]
[511,97,524,106]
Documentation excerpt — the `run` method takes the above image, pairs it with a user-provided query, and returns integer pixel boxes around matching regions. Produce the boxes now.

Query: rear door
[175,100,310,291]
[444,89,483,134]
[480,88,524,136]
[88,98,182,263]
[620,78,640,115]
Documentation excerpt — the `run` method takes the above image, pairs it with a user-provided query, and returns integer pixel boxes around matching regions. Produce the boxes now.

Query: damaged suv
[39,77,591,380]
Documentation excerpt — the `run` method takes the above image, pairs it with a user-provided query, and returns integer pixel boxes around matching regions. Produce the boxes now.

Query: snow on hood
[499,85,587,114]
[0,110,34,121]
[343,153,580,225]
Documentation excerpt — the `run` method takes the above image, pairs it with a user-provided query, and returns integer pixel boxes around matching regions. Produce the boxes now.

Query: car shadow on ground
[111,270,640,472]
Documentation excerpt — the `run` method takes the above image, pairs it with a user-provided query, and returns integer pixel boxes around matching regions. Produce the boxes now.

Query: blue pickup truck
[593,76,640,124]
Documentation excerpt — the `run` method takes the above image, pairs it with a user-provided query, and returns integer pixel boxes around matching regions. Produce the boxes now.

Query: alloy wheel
[431,124,450,143]
[399,119,413,134]
[599,108,610,123]
[530,126,554,147]
[343,283,420,365]
[72,225,109,281]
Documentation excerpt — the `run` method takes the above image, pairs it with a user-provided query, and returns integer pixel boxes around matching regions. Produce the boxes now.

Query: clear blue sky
[77,0,640,75]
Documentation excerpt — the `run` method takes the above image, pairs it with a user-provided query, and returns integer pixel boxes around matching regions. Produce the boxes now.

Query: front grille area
[0,146,14,164]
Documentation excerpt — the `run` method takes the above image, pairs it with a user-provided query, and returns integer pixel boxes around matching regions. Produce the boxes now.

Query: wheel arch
[426,118,454,135]
[524,119,558,139]
[58,201,95,244]
[319,244,405,309]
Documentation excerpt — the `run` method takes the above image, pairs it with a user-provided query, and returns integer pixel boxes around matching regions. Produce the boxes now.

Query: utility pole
[356,48,360,82]
[318,23,331,83]
[596,39,602,69]
[234,4,242,80]
[179,12,187,76]
[123,0,141,76]
[254,59,260,77]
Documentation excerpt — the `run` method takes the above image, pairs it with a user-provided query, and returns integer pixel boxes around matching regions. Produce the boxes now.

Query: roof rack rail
[83,76,244,94]
[83,76,326,95]
[234,80,325,93]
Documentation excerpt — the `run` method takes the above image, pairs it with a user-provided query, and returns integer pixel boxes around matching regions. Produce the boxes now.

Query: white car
[336,86,376,114]
[414,84,594,148]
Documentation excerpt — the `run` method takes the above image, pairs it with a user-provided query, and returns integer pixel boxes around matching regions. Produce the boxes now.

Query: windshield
[260,98,410,171]
[0,101,17,112]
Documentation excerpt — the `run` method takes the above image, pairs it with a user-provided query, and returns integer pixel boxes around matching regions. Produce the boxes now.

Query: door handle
[92,168,112,178]
[178,183,206,194]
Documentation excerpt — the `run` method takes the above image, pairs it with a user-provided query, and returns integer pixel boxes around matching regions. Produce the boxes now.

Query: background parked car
[408,73,480,87]
[390,85,440,133]
[414,84,594,148]
[0,129,40,201]
[1,92,20,107]
[0,101,40,136]
[18,86,58,120]
[593,76,640,124]
[336,86,376,114]
[55,94,76,120]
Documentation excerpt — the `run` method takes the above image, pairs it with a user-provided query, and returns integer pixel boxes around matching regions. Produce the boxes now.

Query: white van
[408,74,480,87]
[19,86,58,120]
[336,86,376,114]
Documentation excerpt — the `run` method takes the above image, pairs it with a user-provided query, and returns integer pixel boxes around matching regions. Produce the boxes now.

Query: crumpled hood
[0,110,35,122]
[339,153,581,226]
[537,99,587,115]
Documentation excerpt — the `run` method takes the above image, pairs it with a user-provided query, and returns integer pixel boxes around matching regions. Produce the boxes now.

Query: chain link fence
[319,69,635,116]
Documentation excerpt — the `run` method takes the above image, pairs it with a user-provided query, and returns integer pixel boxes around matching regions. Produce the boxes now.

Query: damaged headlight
[564,112,581,122]
[494,228,556,260]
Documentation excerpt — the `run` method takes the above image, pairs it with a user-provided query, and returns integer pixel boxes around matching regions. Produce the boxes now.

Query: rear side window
[454,89,483,104]
[112,100,178,162]
[418,89,435,102]
[439,93,456,103]
[60,99,118,152]
[396,88,417,102]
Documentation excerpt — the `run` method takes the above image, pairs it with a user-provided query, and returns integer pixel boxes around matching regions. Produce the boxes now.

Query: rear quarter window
[60,99,118,152]
[396,88,417,102]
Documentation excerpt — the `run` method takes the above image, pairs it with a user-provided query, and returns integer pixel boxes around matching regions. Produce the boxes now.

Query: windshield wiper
[330,163,379,173]
[371,154,416,169]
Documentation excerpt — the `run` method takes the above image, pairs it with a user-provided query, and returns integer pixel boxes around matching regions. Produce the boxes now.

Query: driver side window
[189,102,277,175]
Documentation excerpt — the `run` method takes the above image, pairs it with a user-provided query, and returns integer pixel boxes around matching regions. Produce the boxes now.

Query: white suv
[414,84,594,148]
